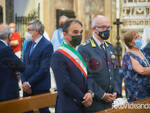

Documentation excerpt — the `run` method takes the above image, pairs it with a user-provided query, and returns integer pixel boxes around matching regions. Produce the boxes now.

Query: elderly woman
[121,30,150,102]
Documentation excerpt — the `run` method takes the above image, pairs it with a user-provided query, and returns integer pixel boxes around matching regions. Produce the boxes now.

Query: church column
[0,0,6,23]
[104,0,114,44]
[73,0,86,41]
[43,0,55,40]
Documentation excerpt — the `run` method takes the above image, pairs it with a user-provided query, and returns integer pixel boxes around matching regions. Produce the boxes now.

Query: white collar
[0,39,8,46]
[34,36,42,44]
[92,35,104,47]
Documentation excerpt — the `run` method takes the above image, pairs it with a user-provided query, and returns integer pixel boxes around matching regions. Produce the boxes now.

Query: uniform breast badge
[110,51,117,69]
[89,58,99,70]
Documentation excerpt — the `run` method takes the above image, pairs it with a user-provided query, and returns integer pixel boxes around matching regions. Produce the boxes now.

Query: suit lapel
[29,37,44,58]
[0,41,6,47]
[25,41,32,62]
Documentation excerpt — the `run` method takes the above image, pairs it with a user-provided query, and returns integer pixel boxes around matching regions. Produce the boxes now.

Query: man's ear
[63,32,67,37]
[92,27,98,34]
[63,32,69,41]
[36,29,39,34]
[91,27,96,31]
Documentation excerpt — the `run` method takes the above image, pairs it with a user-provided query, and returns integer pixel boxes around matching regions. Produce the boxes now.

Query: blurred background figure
[121,30,150,102]
[0,24,25,101]
[9,23,21,58]
[51,15,68,51]
[142,27,150,60]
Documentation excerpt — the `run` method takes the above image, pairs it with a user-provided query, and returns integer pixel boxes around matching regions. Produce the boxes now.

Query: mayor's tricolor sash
[57,43,87,79]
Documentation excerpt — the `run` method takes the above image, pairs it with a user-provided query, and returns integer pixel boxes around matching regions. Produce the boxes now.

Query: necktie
[29,42,36,56]
[100,43,105,49]
[100,43,108,67]
[100,43,106,57]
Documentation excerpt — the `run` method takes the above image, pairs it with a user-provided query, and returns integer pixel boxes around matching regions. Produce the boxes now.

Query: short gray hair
[91,15,106,28]
[59,15,68,21]
[91,16,99,28]
[28,19,44,35]
[0,24,11,40]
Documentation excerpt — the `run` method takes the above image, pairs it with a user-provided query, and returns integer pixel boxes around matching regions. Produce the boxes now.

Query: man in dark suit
[51,19,93,113]
[21,20,53,113]
[0,24,25,101]
[77,15,122,112]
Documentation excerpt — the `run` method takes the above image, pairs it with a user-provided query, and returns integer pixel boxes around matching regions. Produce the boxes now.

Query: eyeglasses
[27,29,34,32]
[95,26,112,30]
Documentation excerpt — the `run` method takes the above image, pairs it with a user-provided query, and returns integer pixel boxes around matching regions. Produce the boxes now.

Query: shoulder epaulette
[104,41,112,47]
[81,40,90,46]
[90,39,96,47]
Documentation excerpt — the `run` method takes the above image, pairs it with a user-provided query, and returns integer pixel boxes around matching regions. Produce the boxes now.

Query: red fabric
[10,32,21,53]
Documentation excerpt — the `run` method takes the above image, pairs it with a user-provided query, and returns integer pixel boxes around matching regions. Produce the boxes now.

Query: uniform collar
[92,35,104,47]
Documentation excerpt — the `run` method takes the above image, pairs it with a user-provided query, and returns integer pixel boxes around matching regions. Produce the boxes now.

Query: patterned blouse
[121,51,150,102]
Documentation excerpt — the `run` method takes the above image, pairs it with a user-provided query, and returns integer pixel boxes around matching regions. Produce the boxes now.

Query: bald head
[59,16,68,26]
[9,23,16,33]
[9,23,16,28]
[0,24,11,40]
[91,15,110,28]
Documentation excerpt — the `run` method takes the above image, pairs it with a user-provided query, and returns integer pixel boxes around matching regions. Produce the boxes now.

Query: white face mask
[10,28,15,34]
[24,32,32,40]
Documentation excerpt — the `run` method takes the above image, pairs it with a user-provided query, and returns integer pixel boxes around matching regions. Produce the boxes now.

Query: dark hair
[62,19,82,33]
[123,30,138,49]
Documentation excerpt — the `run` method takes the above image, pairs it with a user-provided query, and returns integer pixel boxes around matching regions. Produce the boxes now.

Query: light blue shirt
[51,28,64,51]
[22,40,30,60]
[33,36,43,48]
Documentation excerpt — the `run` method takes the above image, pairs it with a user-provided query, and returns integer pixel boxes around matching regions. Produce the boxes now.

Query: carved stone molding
[121,0,150,32]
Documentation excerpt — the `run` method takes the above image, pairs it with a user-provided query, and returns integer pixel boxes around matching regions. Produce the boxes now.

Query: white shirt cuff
[27,82,31,88]
[101,93,106,99]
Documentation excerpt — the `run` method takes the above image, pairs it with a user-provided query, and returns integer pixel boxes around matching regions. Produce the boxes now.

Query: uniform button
[73,98,77,102]
[110,77,112,80]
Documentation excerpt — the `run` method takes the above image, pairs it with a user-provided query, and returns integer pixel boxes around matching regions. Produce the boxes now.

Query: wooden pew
[0,92,57,113]
[0,92,150,113]
[95,97,150,113]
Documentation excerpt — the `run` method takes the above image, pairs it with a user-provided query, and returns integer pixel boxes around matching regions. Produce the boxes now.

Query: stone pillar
[0,0,6,23]
[6,0,14,24]
[43,0,55,40]
[73,0,86,41]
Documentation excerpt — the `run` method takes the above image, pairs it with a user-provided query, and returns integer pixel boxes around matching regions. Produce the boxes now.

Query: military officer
[77,15,122,112]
